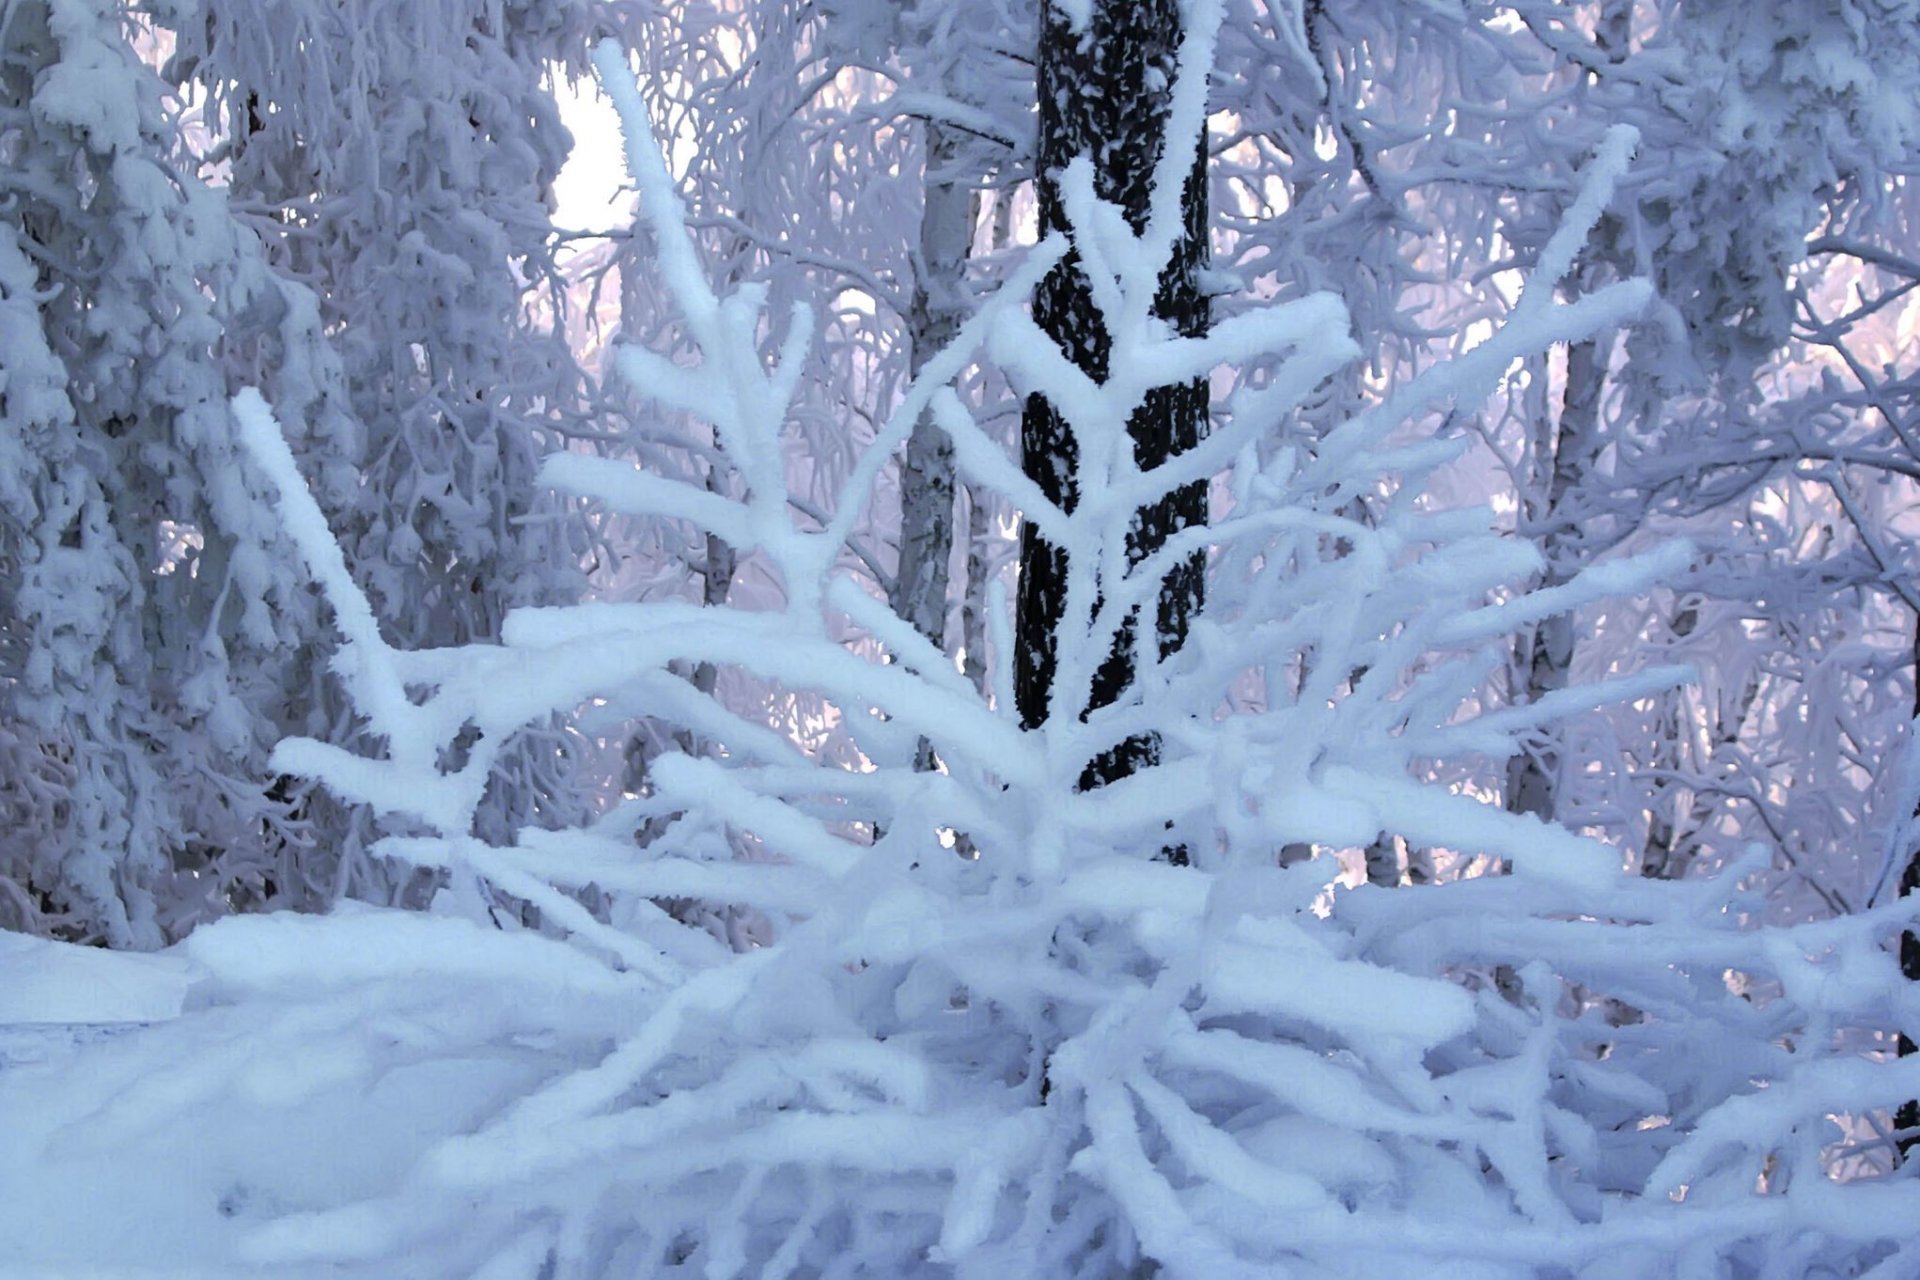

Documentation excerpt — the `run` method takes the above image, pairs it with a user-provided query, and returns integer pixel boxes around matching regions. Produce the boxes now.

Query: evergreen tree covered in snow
[210,24,1920,1276]
[158,0,605,883]
[0,0,357,944]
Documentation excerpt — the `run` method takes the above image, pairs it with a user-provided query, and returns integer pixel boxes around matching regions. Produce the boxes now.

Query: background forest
[7,0,1920,1275]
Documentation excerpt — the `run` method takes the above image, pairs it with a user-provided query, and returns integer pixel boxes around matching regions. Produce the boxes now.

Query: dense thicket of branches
[7,0,1920,1274]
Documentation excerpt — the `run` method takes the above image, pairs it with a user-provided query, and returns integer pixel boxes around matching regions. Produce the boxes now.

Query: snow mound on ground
[181,903,632,1000]
[0,908,654,1277]
[0,930,197,1025]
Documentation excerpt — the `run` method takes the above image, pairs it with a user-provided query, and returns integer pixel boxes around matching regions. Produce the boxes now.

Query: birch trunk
[1506,0,1630,827]
[1641,609,1760,882]
[1508,337,1605,822]
[958,189,1017,702]
[890,121,974,773]
[1015,0,1208,798]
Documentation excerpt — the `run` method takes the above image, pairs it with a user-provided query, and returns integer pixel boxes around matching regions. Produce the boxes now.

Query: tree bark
[1508,337,1605,823]
[1897,616,1920,1162]
[1641,607,1760,882]
[1506,1,1629,829]
[891,122,974,771]
[959,189,1016,703]
[1897,846,1920,1161]
[1015,0,1209,797]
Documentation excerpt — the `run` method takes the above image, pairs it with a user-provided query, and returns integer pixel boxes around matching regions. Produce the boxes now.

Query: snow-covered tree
[12,0,1920,1273]
[1199,1,1920,895]
[0,0,358,944]
[199,22,1920,1274]
[157,0,606,887]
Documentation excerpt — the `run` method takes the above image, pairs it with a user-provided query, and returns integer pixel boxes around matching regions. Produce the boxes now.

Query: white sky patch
[551,70,632,235]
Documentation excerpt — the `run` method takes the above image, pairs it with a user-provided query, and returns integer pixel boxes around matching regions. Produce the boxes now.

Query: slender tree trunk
[1507,1,1628,827]
[644,233,755,778]
[891,122,974,771]
[1897,860,1920,1161]
[1508,337,1605,822]
[960,484,992,696]
[689,464,737,699]
[1641,609,1760,881]
[1016,0,1208,796]
[958,188,1016,704]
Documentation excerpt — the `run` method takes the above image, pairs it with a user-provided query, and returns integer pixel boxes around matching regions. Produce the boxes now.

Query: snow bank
[0,930,195,1025]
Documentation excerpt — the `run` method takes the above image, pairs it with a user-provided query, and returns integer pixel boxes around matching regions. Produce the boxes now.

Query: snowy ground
[1,930,313,1276]
[0,914,611,1277]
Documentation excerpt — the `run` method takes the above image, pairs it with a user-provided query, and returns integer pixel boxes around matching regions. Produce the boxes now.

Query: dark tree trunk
[1897,840,1919,1161]
[1015,0,1209,798]
[1897,617,1920,1162]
